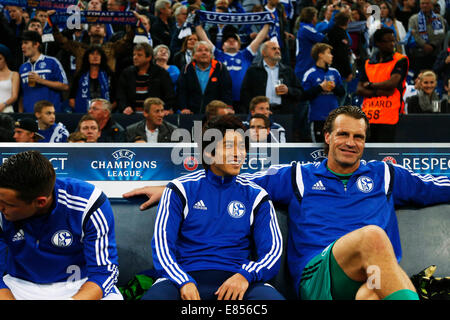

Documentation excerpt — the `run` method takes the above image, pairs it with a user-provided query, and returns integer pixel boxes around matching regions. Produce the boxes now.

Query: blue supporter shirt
[195,65,212,94]
[19,54,68,113]
[294,23,325,81]
[302,65,343,121]
[214,47,255,102]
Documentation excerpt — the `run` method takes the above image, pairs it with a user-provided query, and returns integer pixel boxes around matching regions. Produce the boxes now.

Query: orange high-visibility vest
[362,53,408,124]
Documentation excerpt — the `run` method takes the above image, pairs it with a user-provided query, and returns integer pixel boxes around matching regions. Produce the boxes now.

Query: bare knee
[358,225,394,263]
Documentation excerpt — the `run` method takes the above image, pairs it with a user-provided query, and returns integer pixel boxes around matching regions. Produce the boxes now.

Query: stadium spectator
[34,100,69,143]
[126,97,178,142]
[248,113,272,142]
[315,4,335,34]
[68,131,87,143]
[77,114,101,143]
[406,70,442,113]
[368,1,407,55]
[153,44,181,88]
[13,117,44,143]
[204,100,234,124]
[139,115,284,301]
[240,40,303,116]
[0,150,122,300]
[302,43,345,143]
[177,40,233,114]
[433,37,450,85]
[172,33,199,71]
[169,5,189,54]
[0,45,19,113]
[88,98,127,142]
[0,114,15,142]
[26,18,59,58]
[106,0,127,36]
[19,31,69,113]
[195,23,270,113]
[440,78,450,113]
[116,43,176,114]
[87,0,103,11]
[408,0,446,74]
[264,0,293,65]
[294,6,325,82]
[151,0,175,47]
[327,11,353,85]
[393,0,419,30]
[48,11,136,74]
[243,96,286,143]
[69,46,115,113]
[357,28,409,142]
[5,6,26,70]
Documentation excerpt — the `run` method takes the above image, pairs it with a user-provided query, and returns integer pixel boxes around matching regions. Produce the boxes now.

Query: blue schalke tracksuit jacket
[152,169,283,288]
[241,159,450,293]
[0,178,119,297]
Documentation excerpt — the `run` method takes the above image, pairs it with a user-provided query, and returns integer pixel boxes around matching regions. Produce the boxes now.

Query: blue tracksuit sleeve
[240,164,295,205]
[151,183,196,288]
[391,164,450,207]
[0,233,7,290]
[82,194,119,297]
[239,196,282,283]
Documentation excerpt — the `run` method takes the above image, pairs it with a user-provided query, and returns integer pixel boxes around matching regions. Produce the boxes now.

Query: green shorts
[299,241,363,300]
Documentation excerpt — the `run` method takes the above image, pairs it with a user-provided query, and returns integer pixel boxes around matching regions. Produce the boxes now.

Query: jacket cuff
[238,269,254,284]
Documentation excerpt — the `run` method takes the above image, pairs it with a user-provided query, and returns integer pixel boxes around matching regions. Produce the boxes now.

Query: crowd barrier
[8,113,450,142]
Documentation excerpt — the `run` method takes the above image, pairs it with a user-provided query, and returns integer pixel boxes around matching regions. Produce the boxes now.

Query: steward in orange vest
[356,28,409,142]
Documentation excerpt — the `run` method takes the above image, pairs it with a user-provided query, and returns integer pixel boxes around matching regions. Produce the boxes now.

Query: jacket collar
[315,158,370,178]
[206,168,237,186]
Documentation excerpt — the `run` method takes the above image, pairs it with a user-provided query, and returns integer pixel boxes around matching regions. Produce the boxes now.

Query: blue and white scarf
[417,10,444,42]
[75,71,110,113]
[196,10,275,25]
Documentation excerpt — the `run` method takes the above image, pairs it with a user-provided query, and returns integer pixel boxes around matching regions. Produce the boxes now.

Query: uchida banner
[196,10,275,25]
[1,143,450,182]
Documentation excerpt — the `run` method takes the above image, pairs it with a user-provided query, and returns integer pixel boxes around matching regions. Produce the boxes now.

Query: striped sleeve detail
[393,164,450,186]
[57,189,89,212]
[88,206,118,293]
[239,164,291,180]
[242,199,283,277]
[154,187,190,286]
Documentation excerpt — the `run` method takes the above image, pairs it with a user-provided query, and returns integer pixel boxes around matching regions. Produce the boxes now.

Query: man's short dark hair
[77,114,99,131]
[334,11,350,27]
[322,106,370,154]
[373,27,395,45]
[250,113,270,129]
[299,7,318,23]
[201,114,247,170]
[249,96,270,112]
[34,100,54,114]
[134,42,153,58]
[0,150,56,203]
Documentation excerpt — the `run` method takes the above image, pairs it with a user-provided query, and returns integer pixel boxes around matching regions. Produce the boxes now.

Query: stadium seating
[111,198,450,300]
